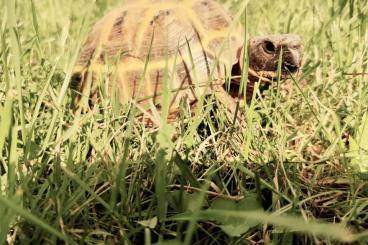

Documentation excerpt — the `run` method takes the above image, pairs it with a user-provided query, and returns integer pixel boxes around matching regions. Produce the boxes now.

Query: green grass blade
[0,195,72,243]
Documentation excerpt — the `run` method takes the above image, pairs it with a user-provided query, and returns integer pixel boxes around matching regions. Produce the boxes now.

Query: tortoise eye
[263,41,276,54]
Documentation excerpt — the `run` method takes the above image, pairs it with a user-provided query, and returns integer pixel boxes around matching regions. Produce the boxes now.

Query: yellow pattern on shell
[73,0,244,111]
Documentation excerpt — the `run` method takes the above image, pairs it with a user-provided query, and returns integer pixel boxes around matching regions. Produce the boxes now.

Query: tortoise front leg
[214,86,245,124]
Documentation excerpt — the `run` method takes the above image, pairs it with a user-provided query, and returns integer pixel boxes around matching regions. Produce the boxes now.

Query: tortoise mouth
[231,61,299,85]
[228,69,300,100]
[249,68,299,82]
[283,63,299,73]
[228,61,300,99]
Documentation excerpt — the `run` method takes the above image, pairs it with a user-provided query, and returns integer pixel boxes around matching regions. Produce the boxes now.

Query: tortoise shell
[72,0,243,115]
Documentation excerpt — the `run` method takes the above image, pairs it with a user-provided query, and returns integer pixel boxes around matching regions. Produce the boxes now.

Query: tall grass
[0,0,367,244]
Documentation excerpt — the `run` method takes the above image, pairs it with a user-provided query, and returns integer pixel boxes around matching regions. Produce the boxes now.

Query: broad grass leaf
[0,95,13,154]
[168,191,203,213]
[27,141,42,160]
[348,112,368,173]
[137,216,158,229]
[156,123,175,151]
[209,193,262,237]
[172,152,200,188]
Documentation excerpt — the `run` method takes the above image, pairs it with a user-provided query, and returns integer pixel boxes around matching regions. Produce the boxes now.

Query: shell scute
[73,0,243,115]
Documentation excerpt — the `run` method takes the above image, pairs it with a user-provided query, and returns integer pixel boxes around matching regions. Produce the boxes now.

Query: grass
[0,0,368,244]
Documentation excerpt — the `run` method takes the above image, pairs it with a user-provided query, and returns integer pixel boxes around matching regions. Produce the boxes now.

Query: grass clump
[1,0,368,244]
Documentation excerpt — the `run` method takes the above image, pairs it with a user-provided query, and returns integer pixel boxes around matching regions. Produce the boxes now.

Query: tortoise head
[244,34,303,82]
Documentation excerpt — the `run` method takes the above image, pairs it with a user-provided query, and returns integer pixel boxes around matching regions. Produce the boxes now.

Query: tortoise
[71,0,302,124]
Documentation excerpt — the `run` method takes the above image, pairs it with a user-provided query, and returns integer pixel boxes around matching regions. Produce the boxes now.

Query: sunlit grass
[0,0,368,244]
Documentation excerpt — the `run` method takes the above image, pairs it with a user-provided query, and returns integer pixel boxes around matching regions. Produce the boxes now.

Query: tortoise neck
[228,61,272,101]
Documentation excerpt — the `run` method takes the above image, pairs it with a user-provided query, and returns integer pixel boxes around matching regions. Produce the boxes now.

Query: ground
[0,0,367,244]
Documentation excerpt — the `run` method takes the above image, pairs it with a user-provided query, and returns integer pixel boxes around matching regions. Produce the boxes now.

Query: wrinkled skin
[248,34,303,80]
[229,34,303,99]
